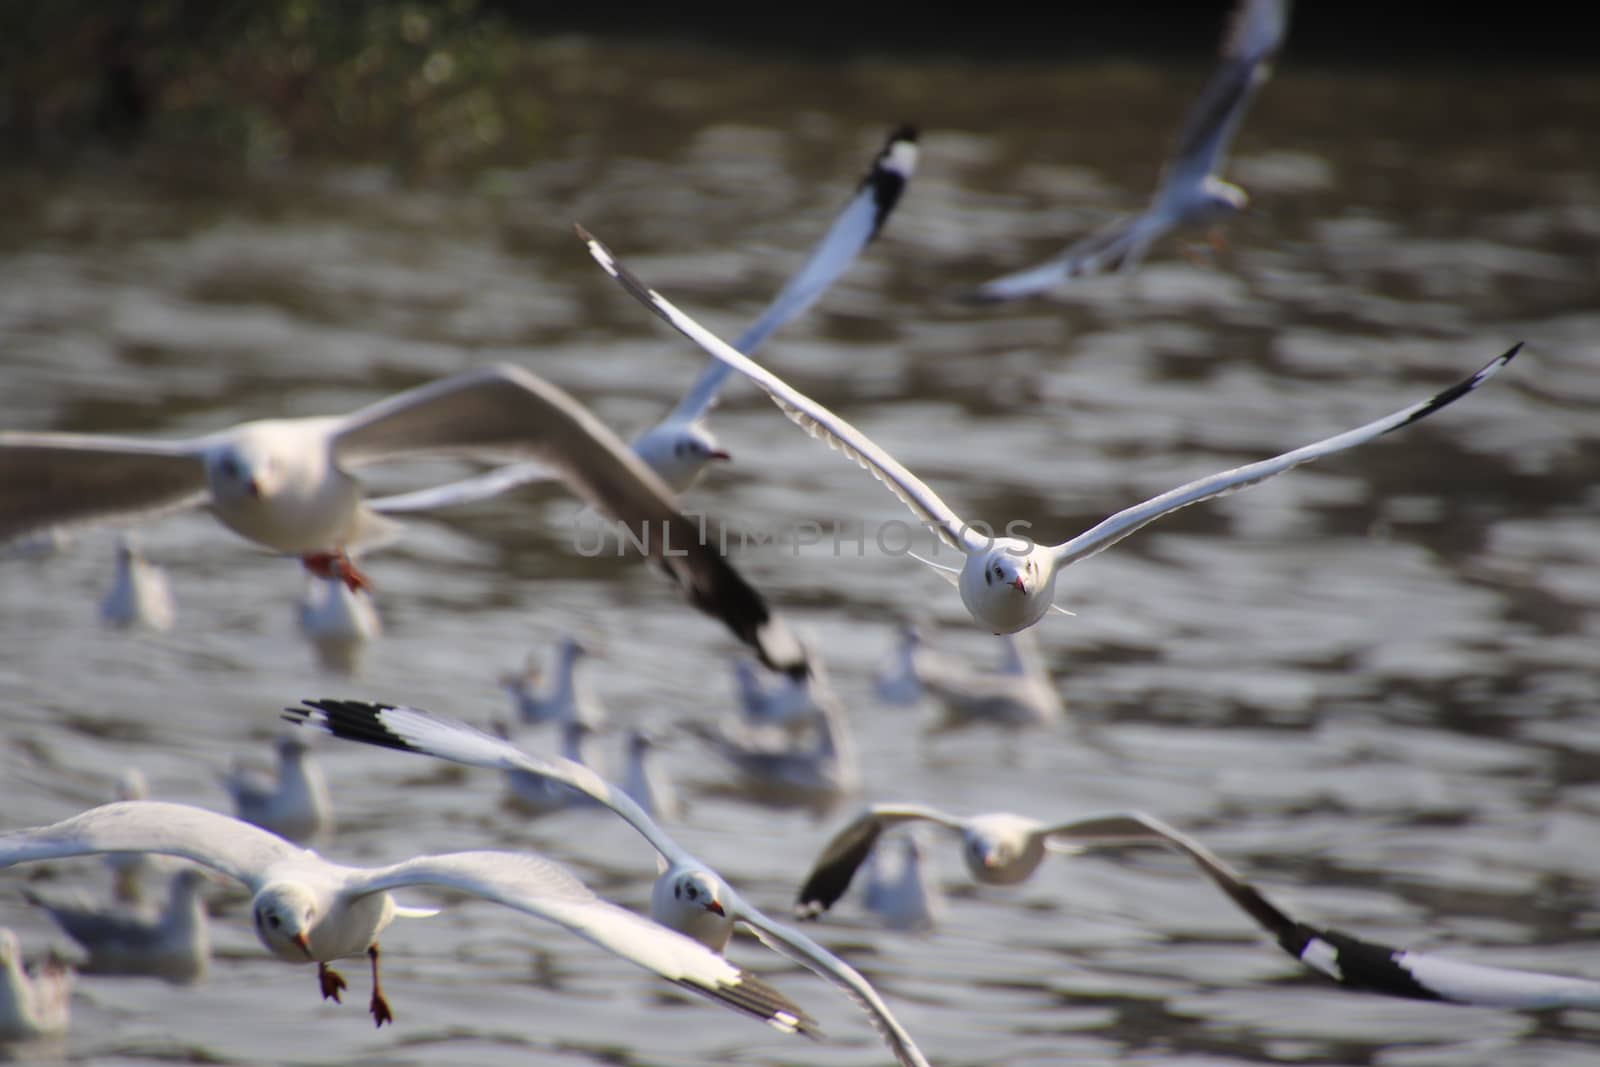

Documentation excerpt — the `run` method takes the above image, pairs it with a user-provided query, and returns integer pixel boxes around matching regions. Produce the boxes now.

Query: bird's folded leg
[367,943,394,1027]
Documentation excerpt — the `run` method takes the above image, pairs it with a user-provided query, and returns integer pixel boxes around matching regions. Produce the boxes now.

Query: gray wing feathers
[0,434,207,543]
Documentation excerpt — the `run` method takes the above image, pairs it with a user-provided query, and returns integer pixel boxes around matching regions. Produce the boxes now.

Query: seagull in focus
[0,364,809,677]
[969,0,1292,301]
[222,733,335,847]
[0,928,71,1043]
[99,533,176,632]
[22,866,211,983]
[297,563,382,675]
[863,829,944,934]
[583,230,1520,636]
[0,800,814,1033]
[501,636,608,729]
[288,698,930,1067]
[918,631,1064,734]
[372,125,918,510]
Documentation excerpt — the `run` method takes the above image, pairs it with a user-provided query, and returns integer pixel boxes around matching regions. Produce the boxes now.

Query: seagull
[582,229,1521,636]
[501,636,608,729]
[0,928,71,1043]
[297,564,382,676]
[731,649,837,739]
[99,533,176,632]
[872,624,928,706]
[968,0,1292,301]
[499,718,604,817]
[105,768,165,904]
[0,800,816,1033]
[917,631,1064,734]
[0,364,807,676]
[22,866,211,983]
[687,675,860,814]
[621,728,681,823]
[794,806,1600,1009]
[222,733,335,847]
[287,698,931,1067]
[862,829,944,934]
[371,124,919,511]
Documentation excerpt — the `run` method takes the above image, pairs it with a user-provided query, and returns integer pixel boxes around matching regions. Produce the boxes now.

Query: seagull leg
[367,944,394,1027]
[317,961,348,1002]
[301,551,373,593]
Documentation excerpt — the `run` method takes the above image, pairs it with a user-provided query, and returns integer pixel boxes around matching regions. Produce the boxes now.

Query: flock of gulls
[1,0,1592,1061]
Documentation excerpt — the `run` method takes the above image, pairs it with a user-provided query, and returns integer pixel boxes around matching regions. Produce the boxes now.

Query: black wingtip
[1393,342,1522,432]
[284,698,417,754]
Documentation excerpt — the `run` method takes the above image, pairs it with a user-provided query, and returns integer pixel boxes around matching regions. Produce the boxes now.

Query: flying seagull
[287,698,932,1067]
[580,225,1520,635]
[372,124,918,511]
[0,363,808,676]
[0,800,816,1034]
[970,0,1292,301]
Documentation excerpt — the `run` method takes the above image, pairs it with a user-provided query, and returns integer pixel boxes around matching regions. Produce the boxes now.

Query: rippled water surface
[2,36,1599,1067]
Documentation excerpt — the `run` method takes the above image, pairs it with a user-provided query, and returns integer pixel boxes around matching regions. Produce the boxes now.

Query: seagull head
[965,831,1016,874]
[206,433,282,503]
[633,420,730,493]
[252,883,318,960]
[672,870,726,917]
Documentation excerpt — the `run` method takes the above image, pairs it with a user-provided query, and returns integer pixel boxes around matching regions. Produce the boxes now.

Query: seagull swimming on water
[581,226,1521,635]
[287,698,932,1067]
[0,928,72,1043]
[0,800,815,1034]
[371,124,918,511]
[969,0,1292,301]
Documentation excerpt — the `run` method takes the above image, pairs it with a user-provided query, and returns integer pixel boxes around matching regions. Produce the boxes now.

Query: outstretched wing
[1049,345,1521,568]
[330,364,806,675]
[0,432,208,544]
[583,228,983,555]
[727,886,931,1067]
[350,849,819,1035]
[795,803,966,917]
[671,125,920,424]
[0,800,298,892]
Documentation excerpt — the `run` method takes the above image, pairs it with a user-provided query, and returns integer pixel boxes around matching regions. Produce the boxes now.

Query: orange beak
[1011,577,1026,592]
[292,931,313,958]
[707,900,726,917]
[708,449,731,462]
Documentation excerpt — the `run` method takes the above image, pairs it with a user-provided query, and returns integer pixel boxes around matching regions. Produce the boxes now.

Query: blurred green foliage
[0,0,549,171]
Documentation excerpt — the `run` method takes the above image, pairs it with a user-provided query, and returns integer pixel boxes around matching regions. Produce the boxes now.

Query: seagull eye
[686,885,698,900]
[267,914,281,930]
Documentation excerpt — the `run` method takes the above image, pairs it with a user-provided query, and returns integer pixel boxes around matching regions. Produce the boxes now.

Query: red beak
[292,932,313,958]
[708,449,732,462]
[246,478,262,499]
[707,900,726,916]
[1011,577,1026,592]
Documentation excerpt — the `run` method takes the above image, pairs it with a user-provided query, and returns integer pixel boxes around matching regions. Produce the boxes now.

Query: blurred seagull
[501,636,608,729]
[298,565,382,676]
[0,928,71,1043]
[499,719,604,817]
[689,679,859,814]
[373,125,918,509]
[222,734,335,847]
[99,533,176,632]
[872,624,928,707]
[288,698,930,1067]
[862,829,944,934]
[969,0,1292,301]
[0,800,814,1033]
[582,231,1520,636]
[0,364,810,677]
[621,728,681,823]
[918,631,1063,734]
[22,867,211,983]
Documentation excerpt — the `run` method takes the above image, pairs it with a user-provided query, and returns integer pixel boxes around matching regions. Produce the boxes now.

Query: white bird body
[622,729,681,822]
[100,534,177,631]
[872,625,927,706]
[503,637,607,728]
[297,573,382,674]
[0,800,813,1033]
[222,734,335,846]
[289,699,928,1067]
[502,720,603,816]
[0,928,71,1043]
[582,229,1520,635]
[863,831,943,933]
[919,632,1064,732]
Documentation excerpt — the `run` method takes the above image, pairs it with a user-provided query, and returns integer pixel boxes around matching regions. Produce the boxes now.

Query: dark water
[2,35,1598,1067]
